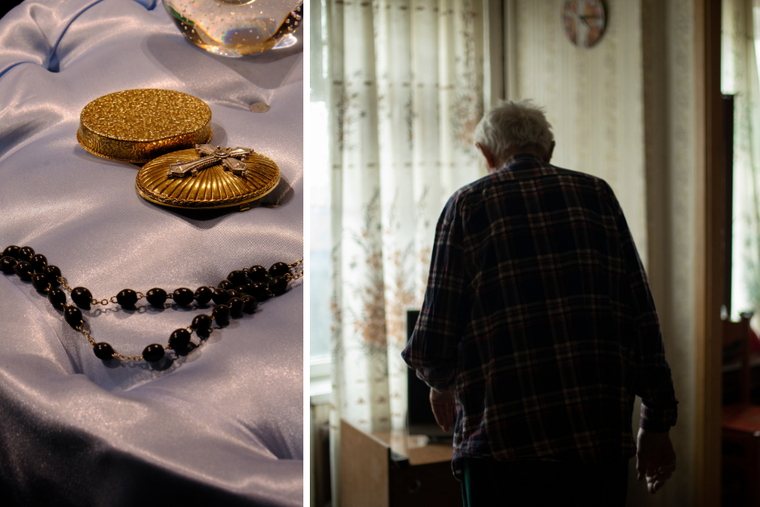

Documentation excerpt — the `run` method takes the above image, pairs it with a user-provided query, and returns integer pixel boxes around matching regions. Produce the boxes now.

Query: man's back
[402,153,677,478]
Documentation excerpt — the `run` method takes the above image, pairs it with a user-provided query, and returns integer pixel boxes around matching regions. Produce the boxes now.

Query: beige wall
[506,1,698,505]
[640,0,697,505]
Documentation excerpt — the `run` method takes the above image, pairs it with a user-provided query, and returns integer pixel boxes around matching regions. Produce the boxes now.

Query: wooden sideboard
[340,419,462,507]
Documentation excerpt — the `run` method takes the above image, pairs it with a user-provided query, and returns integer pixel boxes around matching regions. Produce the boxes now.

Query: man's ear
[476,142,497,171]
[546,141,555,163]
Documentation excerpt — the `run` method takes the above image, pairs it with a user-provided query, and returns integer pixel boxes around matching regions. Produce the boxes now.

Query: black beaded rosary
[0,245,303,363]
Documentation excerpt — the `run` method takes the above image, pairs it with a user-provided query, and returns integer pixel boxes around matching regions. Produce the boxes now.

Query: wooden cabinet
[723,351,760,406]
[340,419,462,507]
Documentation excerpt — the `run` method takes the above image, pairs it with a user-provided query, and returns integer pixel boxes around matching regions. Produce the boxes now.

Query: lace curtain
[312,0,485,498]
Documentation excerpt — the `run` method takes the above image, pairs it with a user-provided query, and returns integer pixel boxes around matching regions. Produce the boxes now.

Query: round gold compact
[135,144,280,211]
[77,89,212,164]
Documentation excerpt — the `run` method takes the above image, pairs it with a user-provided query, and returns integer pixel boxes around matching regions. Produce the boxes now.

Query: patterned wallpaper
[508,0,647,263]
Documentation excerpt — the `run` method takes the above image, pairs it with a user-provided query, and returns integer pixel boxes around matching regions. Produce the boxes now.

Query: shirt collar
[498,153,543,172]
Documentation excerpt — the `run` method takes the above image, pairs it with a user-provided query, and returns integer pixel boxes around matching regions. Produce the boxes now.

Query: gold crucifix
[167,144,252,178]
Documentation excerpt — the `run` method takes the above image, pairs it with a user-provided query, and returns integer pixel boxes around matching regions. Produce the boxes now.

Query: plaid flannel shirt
[402,154,678,480]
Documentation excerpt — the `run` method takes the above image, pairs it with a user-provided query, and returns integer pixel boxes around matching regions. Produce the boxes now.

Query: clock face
[562,0,606,49]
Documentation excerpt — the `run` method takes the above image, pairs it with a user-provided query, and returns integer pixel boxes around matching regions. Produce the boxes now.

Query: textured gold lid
[77,89,212,164]
[135,145,280,210]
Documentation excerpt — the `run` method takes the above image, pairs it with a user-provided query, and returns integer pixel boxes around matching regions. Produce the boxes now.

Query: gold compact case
[77,89,212,163]
[135,144,280,211]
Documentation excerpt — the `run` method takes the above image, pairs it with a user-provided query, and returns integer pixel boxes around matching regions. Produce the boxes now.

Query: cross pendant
[167,144,253,178]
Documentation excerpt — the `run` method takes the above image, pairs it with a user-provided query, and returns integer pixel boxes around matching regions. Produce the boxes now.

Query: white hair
[473,100,554,163]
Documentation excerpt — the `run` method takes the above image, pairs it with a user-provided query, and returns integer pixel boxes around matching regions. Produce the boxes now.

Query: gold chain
[58,276,74,292]
[113,353,143,362]
[78,325,97,347]
[286,259,304,281]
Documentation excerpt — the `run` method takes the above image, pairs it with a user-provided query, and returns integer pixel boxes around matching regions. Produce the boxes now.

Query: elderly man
[402,100,678,506]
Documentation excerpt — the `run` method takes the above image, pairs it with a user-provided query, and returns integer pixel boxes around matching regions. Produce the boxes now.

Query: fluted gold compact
[77,89,212,163]
[135,144,280,211]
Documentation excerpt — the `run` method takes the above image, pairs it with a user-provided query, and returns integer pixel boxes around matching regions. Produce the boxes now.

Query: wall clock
[562,0,606,49]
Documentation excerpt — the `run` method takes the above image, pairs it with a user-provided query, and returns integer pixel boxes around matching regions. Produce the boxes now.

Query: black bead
[241,295,258,314]
[14,261,34,281]
[212,288,232,305]
[93,342,115,360]
[249,282,270,301]
[169,328,191,350]
[71,287,92,309]
[235,284,253,296]
[228,297,244,317]
[194,286,213,306]
[269,262,290,278]
[31,273,50,292]
[192,314,213,330]
[232,269,251,286]
[64,306,83,329]
[227,269,249,286]
[17,246,34,262]
[269,276,288,296]
[47,287,66,310]
[43,265,62,285]
[142,344,164,362]
[2,245,20,259]
[248,265,268,282]
[146,288,167,307]
[217,279,233,290]
[116,289,138,308]
[0,256,17,274]
[212,304,230,326]
[30,254,47,272]
[172,287,194,306]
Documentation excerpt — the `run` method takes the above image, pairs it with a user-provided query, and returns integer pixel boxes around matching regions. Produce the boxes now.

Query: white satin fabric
[0,1,303,505]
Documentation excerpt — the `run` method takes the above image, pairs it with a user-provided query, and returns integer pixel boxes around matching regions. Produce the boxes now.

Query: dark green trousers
[461,457,629,506]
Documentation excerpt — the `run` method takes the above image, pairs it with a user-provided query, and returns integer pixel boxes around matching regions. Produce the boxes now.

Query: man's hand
[636,428,676,494]
[429,386,456,432]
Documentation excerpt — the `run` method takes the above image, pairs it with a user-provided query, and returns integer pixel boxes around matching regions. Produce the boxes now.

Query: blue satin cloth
[0,1,303,505]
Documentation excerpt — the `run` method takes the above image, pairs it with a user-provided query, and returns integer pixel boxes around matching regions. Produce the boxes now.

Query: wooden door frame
[694,0,723,506]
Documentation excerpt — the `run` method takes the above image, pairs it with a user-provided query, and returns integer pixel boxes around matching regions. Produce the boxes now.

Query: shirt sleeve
[603,182,678,432]
[401,194,468,390]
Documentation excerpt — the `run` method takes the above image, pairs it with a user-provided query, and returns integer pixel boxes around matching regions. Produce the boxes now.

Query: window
[310,0,331,378]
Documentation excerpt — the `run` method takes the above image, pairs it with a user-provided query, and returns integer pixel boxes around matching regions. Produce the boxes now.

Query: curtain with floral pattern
[722,0,760,319]
[318,0,485,498]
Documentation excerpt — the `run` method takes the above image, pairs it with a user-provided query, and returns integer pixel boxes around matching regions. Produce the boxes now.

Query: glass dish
[163,0,302,57]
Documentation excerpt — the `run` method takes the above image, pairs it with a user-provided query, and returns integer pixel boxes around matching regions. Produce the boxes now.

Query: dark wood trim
[722,95,734,314]
[694,1,724,506]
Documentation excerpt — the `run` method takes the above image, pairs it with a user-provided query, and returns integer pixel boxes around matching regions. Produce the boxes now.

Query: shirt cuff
[415,367,455,391]
[639,403,677,432]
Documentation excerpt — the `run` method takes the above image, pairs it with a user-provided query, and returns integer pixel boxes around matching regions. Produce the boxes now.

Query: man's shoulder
[549,165,614,191]
[450,159,614,207]
[504,156,611,188]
